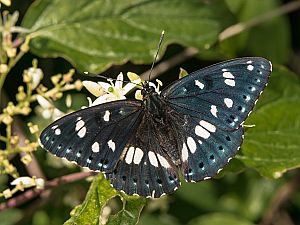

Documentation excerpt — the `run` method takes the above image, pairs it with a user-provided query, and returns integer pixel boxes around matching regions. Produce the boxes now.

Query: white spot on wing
[187,137,197,153]
[210,105,218,117]
[133,147,144,164]
[195,80,204,89]
[225,79,235,86]
[92,142,99,153]
[247,65,254,71]
[55,128,61,135]
[224,98,233,108]
[247,60,252,64]
[195,125,210,139]
[148,151,158,167]
[77,127,86,138]
[181,143,189,161]
[51,125,58,130]
[103,110,110,122]
[222,71,234,79]
[200,120,216,133]
[125,146,135,164]
[151,190,156,198]
[75,120,85,131]
[107,139,115,152]
[157,154,170,168]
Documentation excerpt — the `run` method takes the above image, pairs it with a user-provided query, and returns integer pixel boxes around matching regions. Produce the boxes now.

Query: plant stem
[0,171,97,211]
[0,49,25,92]
[219,0,300,41]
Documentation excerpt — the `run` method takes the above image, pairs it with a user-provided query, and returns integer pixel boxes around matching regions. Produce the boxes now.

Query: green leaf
[179,68,188,79]
[0,209,22,225]
[22,0,228,73]
[187,213,255,225]
[215,158,246,178]
[106,195,146,225]
[245,0,290,64]
[176,181,220,211]
[64,174,117,225]
[63,174,146,225]
[239,65,300,178]
[139,214,180,225]
[205,0,291,62]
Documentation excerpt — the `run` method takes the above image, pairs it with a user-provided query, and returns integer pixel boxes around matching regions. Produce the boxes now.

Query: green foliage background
[1,0,300,225]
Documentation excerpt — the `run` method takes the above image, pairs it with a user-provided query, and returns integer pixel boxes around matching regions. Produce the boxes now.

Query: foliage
[0,0,300,225]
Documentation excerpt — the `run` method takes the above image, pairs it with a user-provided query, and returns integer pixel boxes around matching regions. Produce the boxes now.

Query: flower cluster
[82,71,163,105]
[1,176,45,199]
[82,72,142,106]
[0,58,83,198]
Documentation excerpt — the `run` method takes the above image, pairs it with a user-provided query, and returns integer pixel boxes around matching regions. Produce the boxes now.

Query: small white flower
[35,178,45,189]
[83,72,141,106]
[147,79,163,94]
[11,177,45,189]
[0,0,11,6]
[36,95,64,120]
[11,177,33,188]
[36,95,52,108]
[82,81,105,97]
[28,67,43,89]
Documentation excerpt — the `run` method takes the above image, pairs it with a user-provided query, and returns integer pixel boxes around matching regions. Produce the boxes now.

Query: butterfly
[39,57,272,198]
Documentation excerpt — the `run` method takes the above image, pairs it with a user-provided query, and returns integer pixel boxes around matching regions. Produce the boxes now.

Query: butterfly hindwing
[178,113,243,182]
[106,114,180,197]
[39,100,144,172]
[162,57,272,130]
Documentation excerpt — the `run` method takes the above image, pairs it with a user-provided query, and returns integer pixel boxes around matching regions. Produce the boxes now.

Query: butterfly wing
[39,100,144,172]
[106,113,180,198]
[161,57,272,182]
[162,57,272,130]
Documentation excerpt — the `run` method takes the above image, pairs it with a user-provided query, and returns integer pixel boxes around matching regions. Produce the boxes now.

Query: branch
[260,170,300,225]
[0,90,46,179]
[219,0,300,41]
[140,47,199,81]
[0,171,97,211]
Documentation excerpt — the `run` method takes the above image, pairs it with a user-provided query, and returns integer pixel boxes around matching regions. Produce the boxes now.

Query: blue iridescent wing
[40,100,180,197]
[106,114,180,198]
[162,57,272,182]
[39,100,144,172]
[162,57,272,130]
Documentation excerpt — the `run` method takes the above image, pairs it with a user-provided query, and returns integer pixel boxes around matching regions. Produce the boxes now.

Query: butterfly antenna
[148,30,165,82]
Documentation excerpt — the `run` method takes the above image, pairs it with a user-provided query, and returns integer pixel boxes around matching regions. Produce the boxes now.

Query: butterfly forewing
[39,100,144,172]
[162,57,271,130]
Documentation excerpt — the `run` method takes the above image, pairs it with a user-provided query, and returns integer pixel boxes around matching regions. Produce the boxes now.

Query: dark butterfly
[39,57,272,198]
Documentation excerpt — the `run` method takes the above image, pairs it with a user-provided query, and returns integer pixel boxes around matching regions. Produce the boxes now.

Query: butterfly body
[40,57,272,198]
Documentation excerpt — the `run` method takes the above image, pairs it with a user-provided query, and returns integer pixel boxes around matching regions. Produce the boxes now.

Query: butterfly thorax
[142,84,165,122]
[140,83,182,165]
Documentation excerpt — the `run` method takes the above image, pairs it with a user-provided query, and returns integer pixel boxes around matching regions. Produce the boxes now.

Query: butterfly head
[141,82,157,99]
